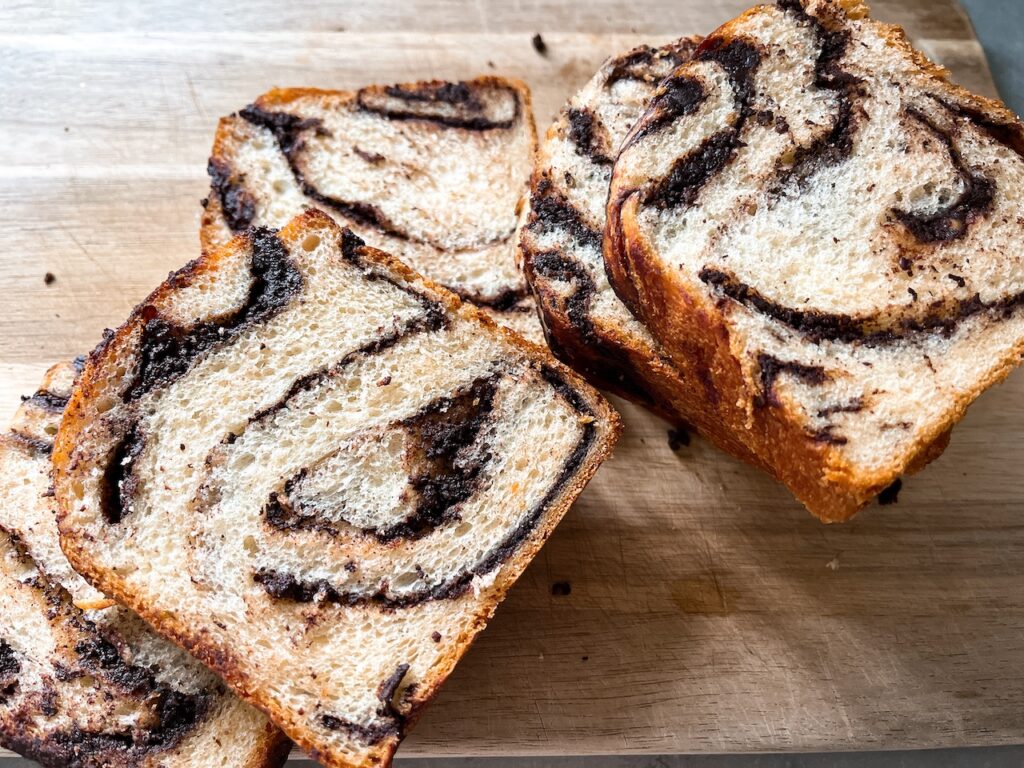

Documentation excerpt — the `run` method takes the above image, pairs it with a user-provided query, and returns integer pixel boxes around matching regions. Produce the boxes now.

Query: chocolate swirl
[72,216,609,756]
[615,0,1024,349]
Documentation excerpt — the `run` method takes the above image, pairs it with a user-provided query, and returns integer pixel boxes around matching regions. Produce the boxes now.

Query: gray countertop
[962,0,1024,116]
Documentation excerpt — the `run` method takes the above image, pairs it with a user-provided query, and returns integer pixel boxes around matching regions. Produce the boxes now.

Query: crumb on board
[551,580,571,596]
[532,33,548,56]
[878,478,902,505]
[44,272,56,285]
[667,427,690,451]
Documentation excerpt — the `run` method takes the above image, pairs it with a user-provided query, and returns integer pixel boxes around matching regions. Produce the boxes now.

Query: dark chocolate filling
[644,38,762,209]
[931,95,1024,159]
[254,365,597,609]
[244,294,446,431]
[99,422,145,525]
[605,40,699,88]
[810,425,848,445]
[380,378,497,541]
[359,81,519,131]
[1,627,211,766]
[526,248,661,407]
[5,431,54,458]
[890,108,995,243]
[239,104,416,243]
[207,157,257,232]
[527,178,603,253]
[605,46,659,86]
[318,663,411,745]
[566,107,613,166]
[264,377,498,543]
[319,713,400,745]
[817,397,864,417]
[448,285,531,312]
[22,390,69,413]
[776,1,994,243]
[756,353,827,408]
[764,4,864,201]
[105,228,300,523]
[126,227,301,401]
[684,5,1007,346]
[0,639,19,702]
[646,130,737,209]
[699,266,1024,343]
[626,73,706,148]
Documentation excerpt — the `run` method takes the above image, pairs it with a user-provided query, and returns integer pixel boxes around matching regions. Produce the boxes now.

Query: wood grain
[1,0,1020,759]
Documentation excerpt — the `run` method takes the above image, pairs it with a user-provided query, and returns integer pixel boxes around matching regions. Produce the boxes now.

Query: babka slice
[54,210,620,768]
[520,37,711,422]
[605,0,1024,520]
[0,361,288,768]
[202,77,543,342]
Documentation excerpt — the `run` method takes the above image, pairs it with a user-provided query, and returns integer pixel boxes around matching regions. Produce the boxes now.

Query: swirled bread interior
[606,0,1024,520]
[54,210,619,768]
[0,361,287,768]
[202,78,543,342]
[521,38,704,413]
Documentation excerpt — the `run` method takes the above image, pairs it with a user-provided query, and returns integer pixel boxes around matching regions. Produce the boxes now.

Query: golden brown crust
[55,209,619,768]
[604,2,1024,521]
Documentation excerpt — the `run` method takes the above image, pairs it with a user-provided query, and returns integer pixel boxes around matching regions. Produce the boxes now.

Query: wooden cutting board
[2,0,1022,759]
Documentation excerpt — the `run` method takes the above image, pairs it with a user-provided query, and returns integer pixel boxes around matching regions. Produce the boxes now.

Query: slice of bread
[0,361,288,768]
[54,210,620,768]
[520,38,714,422]
[201,78,543,342]
[605,0,1024,521]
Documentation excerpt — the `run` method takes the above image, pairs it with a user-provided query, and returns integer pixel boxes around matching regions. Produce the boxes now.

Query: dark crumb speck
[878,478,902,505]
[947,273,966,288]
[377,375,392,386]
[551,580,571,596]
[667,427,690,450]
[431,631,441,643]
[179,443,186,451]
[581,655,589,661]
[532,33,548,56]
[487,60,496,69]
[44,272,56,285]
[353,145,386,165]
[63,127,69,133]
